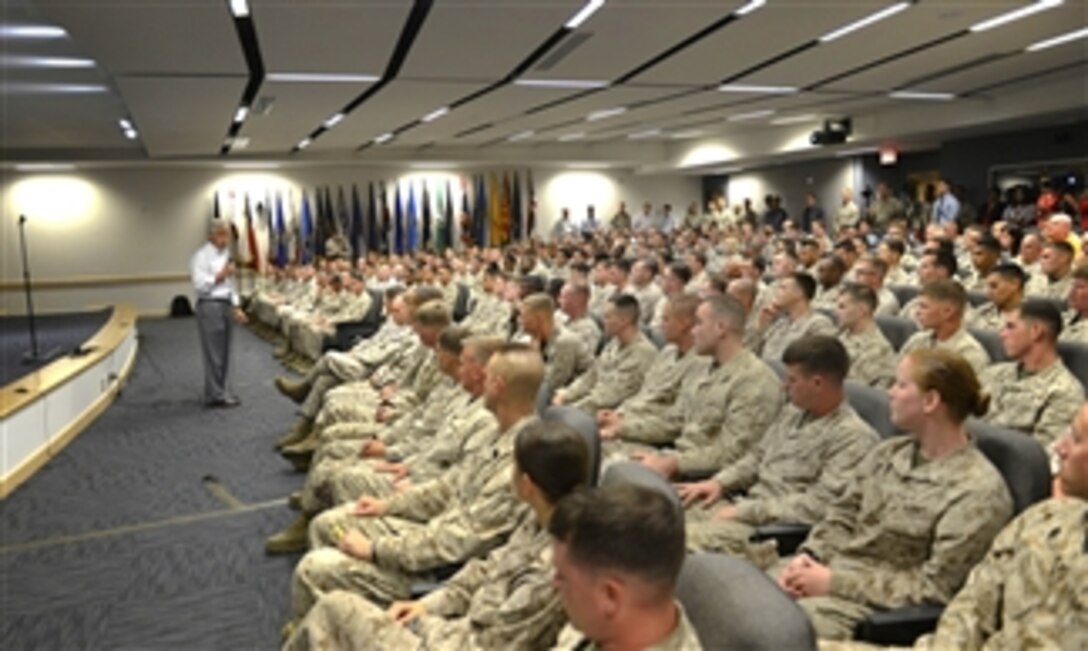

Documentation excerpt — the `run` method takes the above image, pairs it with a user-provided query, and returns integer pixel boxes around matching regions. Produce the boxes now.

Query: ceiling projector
[811,118,852,145]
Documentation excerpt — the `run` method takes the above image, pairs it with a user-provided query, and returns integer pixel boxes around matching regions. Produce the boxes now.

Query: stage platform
[1,305,139,498]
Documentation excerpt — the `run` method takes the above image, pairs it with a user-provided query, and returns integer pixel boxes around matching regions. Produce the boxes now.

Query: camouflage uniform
[291,417,535,616]
[564,315,603,358]
[558,333,657,413]
[979,359,1084,453]
[774,437,1014,640]
[610,349,783,477]
[286,514,565,651]
[1060,311,1088,343]
[552,603,703,651]
[885,267,914,288]
[899,327,991,376]
[627,282,664,326]
[839,324,897,388]
[874,288,901,318]
[541,326,594,391]
[758,311,838,364]
[296,291,373,360]
[589,284,615,318]
[686,402,878,558]
[1026,272,1072,302]
[813,284,845,312]
[898,296,922,324]
[965,302,1010,332]
[462,293,511,338]
[818,498,1088,651]
[615,346,710,446]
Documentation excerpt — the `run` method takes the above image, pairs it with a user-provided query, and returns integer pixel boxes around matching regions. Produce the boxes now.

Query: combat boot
[274,418,313,450]
[265,514,310,554]
[275,376,310,404]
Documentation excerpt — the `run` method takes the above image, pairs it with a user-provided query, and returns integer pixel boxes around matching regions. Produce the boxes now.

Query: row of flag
[212,171,537,271]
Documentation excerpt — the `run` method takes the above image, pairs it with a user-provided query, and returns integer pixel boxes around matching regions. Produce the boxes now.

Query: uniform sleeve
[1033,378,1084,450]
[471,577,566,650]
[373,473,527,572]
[735,425,877,525]
[619,402,684,445]
[559,359,598,404]
[801,450,873,561]
[418,556,488,617]
[916,509,1030,651]
[576,344,656,412]
[385,473,455,522]
[828,483,1013,609]
[711,418,776,492]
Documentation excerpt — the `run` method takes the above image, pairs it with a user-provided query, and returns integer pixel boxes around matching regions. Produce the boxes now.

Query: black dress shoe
[206,396,242,408]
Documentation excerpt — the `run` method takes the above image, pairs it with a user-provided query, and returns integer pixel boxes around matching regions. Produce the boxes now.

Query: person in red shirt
[1036,181,1058,224]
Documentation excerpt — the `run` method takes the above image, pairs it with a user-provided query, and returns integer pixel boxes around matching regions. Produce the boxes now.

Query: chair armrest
[853,604,944,646]
[749,523,811,556]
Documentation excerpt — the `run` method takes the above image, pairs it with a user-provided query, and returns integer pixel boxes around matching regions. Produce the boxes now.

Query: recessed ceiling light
[234,106,249,123]
[1026,26,1088,51]
[627,129,661,140]
[266,72,379,83]
[1,82,107,93]
[421,106,450,122]
[515,78,610,89]
[118,119,133,130]
[14,163,76,172]
[734,1,766,17]
[818,2,912,43]
[323,113,345,128]
[509,130,535,142]
[297,138,312,150]
[718,84,797,94]
[588,106,627,121]
[970,0,1062,33]
[0,25,67,39]
[374,133,394,144]
[123,128,138,140]
[0,55,95,68]
[728,109,776,121]
[889,90,955,101]
[559,132,586,141]
[771,114,818,125]
[565,0,605,29]
[228,0,250,18]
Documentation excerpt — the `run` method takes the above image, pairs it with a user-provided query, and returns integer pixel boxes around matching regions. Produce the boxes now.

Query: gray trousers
[196,299,233,402]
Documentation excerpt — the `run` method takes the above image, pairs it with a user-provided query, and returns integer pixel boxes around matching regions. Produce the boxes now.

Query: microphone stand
[18,215,61,364]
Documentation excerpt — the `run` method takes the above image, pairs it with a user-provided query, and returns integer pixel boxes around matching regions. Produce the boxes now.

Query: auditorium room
[2,0,1086,649]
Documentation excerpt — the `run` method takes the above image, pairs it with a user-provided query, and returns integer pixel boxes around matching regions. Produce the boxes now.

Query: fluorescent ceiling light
[266,72,378,83]
[735,1,766,17]
[1,82,107,93]
[515,78,609,89]
[771,114,818,125]
[123,128,138,140]
[627,129,661,140]
[671,130,703,139]
[567,162,613,169]
[229,137,250,150]
[0,25,67,39]
[889,90,955,101]
[565,0,605,29]
[229,0,250,18]
[223,162,281,170]
[374,133,394,144]
[728,109,775,121]
[410,162,459,169]
[588,106,626,121]
[970,0,1062,33]
[234,106,249,123]
[718,84,797,94]
[818,2,911,43]
[297,138,312,150]
[1027,26,1088,51]
[509,130,535,142]
[0,55,95,68]
[14,163,76,172]
[323,113,345,128]
[421,106,450,122]
[559,132,586,141]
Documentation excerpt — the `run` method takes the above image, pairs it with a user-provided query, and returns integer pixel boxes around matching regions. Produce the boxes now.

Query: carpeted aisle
[1,316,307,649]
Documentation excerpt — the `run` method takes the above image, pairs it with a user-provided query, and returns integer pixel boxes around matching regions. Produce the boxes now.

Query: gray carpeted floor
[1,317,306,649]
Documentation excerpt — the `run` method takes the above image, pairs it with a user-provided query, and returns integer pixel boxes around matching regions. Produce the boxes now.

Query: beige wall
[0,165,699,314]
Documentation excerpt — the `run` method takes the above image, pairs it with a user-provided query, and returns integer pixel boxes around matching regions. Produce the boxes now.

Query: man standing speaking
[190,220,246,407]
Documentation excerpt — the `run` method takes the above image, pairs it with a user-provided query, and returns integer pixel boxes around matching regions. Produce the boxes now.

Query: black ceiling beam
[219,10,265,155]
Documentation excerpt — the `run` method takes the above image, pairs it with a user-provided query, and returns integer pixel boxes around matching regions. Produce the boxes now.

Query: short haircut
[515,419,592,504]
[520,275,548,296]
[791,272,818,301]
[464,335,506,364]
[414,301,452,327]
[1019,298,1063,342]
[384,286,406,302]
[667,293,701,321]
[976,233,1002,254]
[570,262,591,276]
[640,258,659,276]
[920,279,967,310]
[411,285,445,306]
[883,239,906,257]
[834,239,857,254]
[608,294,641,324]
[782,334,850,385]
[926,249,958,277]
[1073,264,1088,282]
[842,282,878,313]
[705,272,727,294]
[549,483,685,595]
[668,262,693,284]
[437,325,470,354]
[493,342,546,403]
[861,255,888,278]
[824,254,847,276]
[799,238,819,250]
[1046,240,1075,259]
[703,294,747,334]
[521,292,556,315]
[687,251,707,268]
[613,258,632,275]
[988,263,1027,288]
[564,282,591,302]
